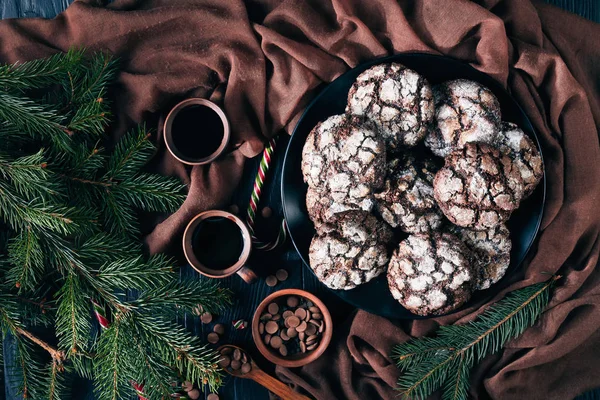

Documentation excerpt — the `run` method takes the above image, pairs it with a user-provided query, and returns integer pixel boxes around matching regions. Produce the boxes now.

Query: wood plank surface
[1,1,598,400]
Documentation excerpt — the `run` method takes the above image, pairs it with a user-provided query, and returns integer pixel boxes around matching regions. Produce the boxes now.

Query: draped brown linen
[0,0,598,399]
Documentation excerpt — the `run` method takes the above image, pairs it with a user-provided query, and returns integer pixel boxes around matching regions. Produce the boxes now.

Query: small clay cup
[252,289,333,367]
[163,98,230,165]
[183,210,257,283]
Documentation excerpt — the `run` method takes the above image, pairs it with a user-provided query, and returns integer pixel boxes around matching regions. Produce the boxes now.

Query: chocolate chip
[241,352,248,363]
[319,323,325,333]
[264,334,272,345]
[286,316,300,328]
[266,275,278,287]
[279,345,288,356]
[220,347,233,355]
[241,363,252,374]
[286,296,299,308]
[305,324,317,336]
[261,207,272,218]
[300,341,306,353]
[282,310,294,319]
[296,321,307,332]
[213,324,225,335]
[271,314,281,321]
[188,389,201,400]
[231,359,241,370]
[265,321,279,334]
[312,313,323,320]
[306,343,318,351]
[218,355,231,368]
[294,308,307,320]
[200,312,213,324]
[259,322,265,335]
[270,336,283,349]
[306,335,318,345]
[233,348,242,361]
[298,331,305,341]
[309,306,320,313]
[287,327,298,338]
[267,303,279,315]
[207,332,219,344]
[280,330,290,341]
[275,269,288,281]
[260,313,273,321]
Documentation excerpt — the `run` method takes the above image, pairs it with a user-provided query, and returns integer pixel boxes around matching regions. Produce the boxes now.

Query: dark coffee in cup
[191,216,244,270]
[164,98,230,165]
[183,210,257,283]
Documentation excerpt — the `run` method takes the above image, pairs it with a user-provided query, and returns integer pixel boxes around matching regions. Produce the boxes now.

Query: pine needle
[393,276,559,400]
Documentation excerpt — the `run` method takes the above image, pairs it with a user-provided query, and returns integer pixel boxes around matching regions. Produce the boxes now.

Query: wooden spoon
[218,345,311,400]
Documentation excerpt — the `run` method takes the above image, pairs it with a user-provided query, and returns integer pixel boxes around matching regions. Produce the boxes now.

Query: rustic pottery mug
[163,98,230,165]
[183,210,257,283]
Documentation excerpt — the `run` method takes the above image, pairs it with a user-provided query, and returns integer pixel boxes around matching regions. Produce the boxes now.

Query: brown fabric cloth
[1,0,599,399]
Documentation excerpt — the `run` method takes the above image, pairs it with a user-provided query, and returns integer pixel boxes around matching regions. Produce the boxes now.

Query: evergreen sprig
[0,50,231,399]
[393,276,559,400]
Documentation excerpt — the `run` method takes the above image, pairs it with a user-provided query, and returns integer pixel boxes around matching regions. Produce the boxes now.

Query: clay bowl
[251,289,333,368]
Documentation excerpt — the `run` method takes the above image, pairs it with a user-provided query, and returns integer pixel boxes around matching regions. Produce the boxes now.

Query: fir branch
[0,92,73,152]
[6,227,45,292]
[0,150,57,200]
[105,126,155,181]
[0,49,84,91]
[393,276,559,400]
[56,273,92,354]
[115,173,187,213]
[67,96,110,137]
[96,253,174,291]
[67,52,118,105]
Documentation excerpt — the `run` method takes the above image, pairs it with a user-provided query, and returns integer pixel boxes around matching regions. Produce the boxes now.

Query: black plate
[281,53,545,319]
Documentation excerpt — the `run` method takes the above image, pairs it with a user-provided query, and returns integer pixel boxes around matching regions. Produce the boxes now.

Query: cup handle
[236,265,257,284]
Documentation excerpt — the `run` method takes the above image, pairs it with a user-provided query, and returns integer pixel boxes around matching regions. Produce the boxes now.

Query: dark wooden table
[1,1,599,400]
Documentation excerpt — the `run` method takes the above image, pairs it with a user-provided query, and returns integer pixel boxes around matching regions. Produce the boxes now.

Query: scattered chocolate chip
[265,321,279,334]
[267,303,279,315]
[286,296,299,308]
[266,275,278,287]
[229,204,240,214]
[207,393,219,400]
[201,312,213,324]
[213,324,225,335]
[188,389,201,400]
[182,381,194,392]
[275,269,288,281]
[207,332,220,344]
[261,207,272,218]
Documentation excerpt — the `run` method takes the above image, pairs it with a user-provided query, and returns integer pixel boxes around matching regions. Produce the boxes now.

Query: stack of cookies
[301,62,542,316]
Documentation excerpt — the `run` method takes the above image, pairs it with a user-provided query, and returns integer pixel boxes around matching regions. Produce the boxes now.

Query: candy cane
[245,137,287,251]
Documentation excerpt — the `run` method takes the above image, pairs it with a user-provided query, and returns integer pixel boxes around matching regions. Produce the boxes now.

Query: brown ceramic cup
[163,98,230,165]
[183,210,257,283]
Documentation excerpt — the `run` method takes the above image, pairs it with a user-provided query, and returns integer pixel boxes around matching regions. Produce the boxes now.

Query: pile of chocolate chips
[219,347,252,375]
[258,295,325,356]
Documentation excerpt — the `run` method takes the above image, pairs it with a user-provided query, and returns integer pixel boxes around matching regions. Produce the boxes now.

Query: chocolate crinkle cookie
[449,224,512,290]
[425,79,501,157]
[309,211,393,290]
[346,63,434,151]
[306,186,374,234]
[495,122,543,198]
[434,142,524,231]
[375,153,444,234]
[387,233,474,316]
